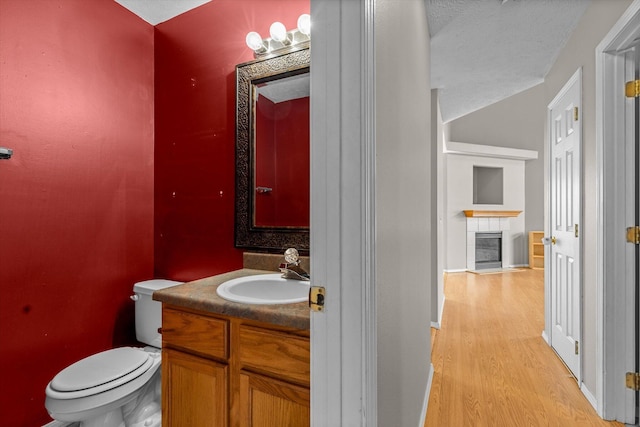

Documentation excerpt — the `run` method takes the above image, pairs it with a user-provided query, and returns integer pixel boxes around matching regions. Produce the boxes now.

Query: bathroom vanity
[153,269,310,427]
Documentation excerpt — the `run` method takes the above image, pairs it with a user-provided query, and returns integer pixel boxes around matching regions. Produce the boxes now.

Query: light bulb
[245,32,264,51]
[297,14,310,36]
[269,22,288,43]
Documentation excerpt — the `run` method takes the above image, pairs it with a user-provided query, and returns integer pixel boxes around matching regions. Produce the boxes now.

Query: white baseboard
[443,268,467,273]
[541,330,549,344]
[42,421,69,427]
[581,382,598,411]
[419,363,435,427]
[430,321,440,329]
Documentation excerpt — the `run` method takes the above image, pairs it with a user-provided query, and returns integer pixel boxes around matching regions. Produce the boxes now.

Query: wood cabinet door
[162,348,228,427]
[238,371,309,427]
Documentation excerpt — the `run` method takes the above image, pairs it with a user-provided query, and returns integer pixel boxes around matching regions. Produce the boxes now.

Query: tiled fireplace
[464,210,522,271]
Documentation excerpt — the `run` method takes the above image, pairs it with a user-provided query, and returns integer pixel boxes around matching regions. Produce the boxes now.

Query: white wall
[375,0,432,425]
[445,154,526,271]
[448,84,546,239]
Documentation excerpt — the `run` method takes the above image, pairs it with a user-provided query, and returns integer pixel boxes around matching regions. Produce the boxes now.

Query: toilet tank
[132,279,182,348]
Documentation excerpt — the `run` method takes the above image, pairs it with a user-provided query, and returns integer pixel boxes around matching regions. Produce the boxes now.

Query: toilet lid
[50,347,151,392]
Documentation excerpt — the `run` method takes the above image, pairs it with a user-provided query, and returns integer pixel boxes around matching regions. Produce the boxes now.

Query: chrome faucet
[279,248,310,281]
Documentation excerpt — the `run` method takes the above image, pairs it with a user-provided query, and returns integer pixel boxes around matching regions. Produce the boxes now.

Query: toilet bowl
[45,347,160,426]
[44,279,181,427]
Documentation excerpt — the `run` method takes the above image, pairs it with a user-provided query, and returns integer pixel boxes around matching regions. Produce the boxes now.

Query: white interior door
[548,69,582,382]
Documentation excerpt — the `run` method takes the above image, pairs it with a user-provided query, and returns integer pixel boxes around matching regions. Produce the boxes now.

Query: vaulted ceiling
[427,0,590,122]
[114,0,591,123]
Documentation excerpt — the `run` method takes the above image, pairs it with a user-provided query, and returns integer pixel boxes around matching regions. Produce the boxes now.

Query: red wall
[154,0,309,280]
[0,1,155,425]
[0,0,308,424]
[255,96,310,227]
[256,97,278,225]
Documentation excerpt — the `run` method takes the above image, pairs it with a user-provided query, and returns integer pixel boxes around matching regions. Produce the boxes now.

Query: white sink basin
[216,273,310,305]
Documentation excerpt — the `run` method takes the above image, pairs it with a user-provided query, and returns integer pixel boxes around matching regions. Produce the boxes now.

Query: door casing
[595,0,640,422]
[309,0,377,425]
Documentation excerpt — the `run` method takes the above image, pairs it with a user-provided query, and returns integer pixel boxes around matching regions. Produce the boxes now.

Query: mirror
[235,45,310,252]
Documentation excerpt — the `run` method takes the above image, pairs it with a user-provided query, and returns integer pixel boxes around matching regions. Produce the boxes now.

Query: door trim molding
[595,0,640,421]
[309,0,377,425]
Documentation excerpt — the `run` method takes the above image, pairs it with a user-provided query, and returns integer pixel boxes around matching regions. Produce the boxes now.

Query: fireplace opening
[475,232,502,270]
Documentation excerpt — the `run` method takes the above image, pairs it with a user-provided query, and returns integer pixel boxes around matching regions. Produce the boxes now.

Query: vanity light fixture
[269,22,289,44]
[297,14,310,36]
[245,32,267,54]
[246,14,310,58]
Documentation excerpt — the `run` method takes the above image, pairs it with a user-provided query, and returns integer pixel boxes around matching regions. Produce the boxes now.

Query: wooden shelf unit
[529,231,544,269]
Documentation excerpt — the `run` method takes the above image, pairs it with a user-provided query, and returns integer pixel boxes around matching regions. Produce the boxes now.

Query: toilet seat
[45,347,161,422]
[47,348,153,400]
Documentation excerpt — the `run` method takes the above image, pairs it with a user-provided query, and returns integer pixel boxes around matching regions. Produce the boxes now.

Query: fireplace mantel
[463,210,522,218]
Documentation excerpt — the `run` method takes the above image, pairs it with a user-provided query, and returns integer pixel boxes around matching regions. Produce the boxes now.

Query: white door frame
[309,0,377,425]
[595,0,640,422]
[545,67,583,384]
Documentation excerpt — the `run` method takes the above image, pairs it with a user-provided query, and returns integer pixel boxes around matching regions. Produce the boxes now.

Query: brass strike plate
[309,286,325,312]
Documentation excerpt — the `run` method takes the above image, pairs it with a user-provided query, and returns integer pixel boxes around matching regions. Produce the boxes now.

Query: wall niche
[473,166,503,205]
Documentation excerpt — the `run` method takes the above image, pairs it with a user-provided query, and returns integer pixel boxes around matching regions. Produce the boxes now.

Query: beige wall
[447,0,633,397]
[376,0,432,424]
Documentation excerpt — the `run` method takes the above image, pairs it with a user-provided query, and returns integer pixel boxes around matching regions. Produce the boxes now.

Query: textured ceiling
[114,0,211,25]
[428,0,591,122]
[115,0,591,123]
[258,74,310,104]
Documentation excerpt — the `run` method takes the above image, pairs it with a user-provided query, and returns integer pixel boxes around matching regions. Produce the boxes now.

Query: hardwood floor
[425,269,624,427]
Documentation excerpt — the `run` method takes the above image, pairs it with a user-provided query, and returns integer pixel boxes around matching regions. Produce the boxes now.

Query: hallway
[425,269,624,426]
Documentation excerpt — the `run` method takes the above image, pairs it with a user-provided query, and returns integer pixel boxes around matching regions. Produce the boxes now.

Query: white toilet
[45,279,181,427]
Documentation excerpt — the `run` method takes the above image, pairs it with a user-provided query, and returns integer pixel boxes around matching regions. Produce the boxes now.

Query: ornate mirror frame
[235,44,310,252]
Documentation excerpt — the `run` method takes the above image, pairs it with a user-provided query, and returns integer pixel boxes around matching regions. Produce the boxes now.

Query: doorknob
[551,236,557,245]
[542,236,556,245]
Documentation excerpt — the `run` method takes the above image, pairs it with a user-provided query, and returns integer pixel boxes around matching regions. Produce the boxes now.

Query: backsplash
[243,252,310,272]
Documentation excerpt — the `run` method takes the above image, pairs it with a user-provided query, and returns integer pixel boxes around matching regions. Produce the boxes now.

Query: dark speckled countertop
[152,269,310,331]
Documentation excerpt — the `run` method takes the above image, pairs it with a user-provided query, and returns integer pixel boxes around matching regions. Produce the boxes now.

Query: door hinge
[626,372,640,390]
[574,106,579,121]
[309,286,325,312]
[625,79,640,98]
[575,341,579,355]
[626,226,640,244]
[574,224,578,238]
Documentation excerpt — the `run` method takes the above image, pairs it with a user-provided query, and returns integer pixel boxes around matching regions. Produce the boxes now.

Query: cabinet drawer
[239,325,310,386]
[162,307,228,360]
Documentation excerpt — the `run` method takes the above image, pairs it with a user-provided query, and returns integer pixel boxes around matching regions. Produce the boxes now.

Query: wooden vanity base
[161,305,310,427]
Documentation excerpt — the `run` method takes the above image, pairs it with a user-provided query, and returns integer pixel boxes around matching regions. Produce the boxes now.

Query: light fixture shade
[269,22,287,42]
[245,32,264,51]
[297,14,310,36]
